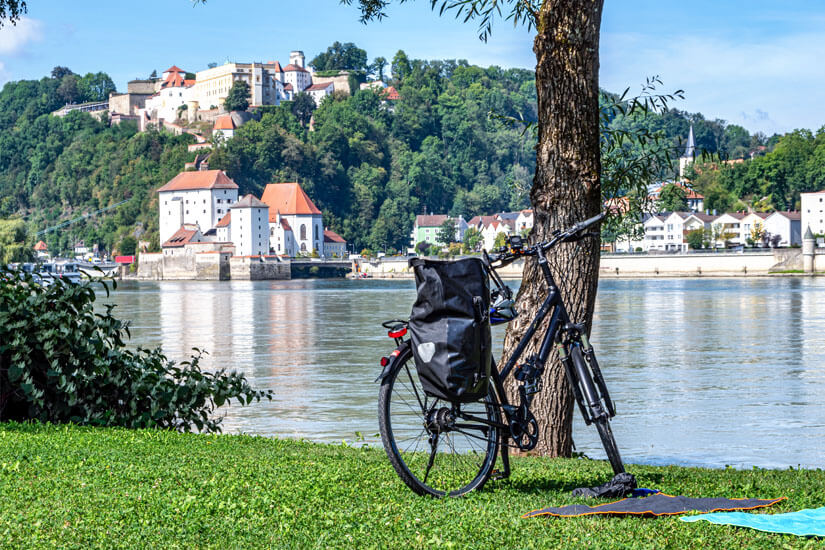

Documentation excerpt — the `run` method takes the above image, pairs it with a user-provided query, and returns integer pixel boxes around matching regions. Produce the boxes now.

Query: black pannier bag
[408,257,492,403]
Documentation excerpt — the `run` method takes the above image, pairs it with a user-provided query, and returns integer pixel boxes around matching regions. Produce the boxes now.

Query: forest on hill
[0,43,817,258]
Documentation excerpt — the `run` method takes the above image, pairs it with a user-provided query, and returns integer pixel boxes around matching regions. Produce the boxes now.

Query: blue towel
[681,506,825,537]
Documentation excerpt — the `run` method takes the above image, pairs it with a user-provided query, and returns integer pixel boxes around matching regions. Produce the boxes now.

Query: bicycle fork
[557,332,614,426]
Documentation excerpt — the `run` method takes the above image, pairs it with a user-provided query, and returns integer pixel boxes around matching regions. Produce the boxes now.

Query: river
[100,277,825,470]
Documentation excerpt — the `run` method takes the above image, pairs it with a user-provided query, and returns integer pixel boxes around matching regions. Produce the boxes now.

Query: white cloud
[0,17,43,55]
[600,31,825,134]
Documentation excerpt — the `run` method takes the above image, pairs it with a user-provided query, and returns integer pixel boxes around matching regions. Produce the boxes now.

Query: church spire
[683,125,696,158]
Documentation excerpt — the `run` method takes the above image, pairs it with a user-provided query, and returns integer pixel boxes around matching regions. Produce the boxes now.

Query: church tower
[679,125,696,180]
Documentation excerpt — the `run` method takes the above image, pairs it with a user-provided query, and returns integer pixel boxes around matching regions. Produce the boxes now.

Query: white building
[230,194,270,257]
[661,212,691,251]
[515,210,534,233]
[260,182,323,256]
[305,82,334,106]
[642,215,666,251]
[711,213,746,247]
[763,211,802,247]
[283,51,312,93]
[157,170,239,245]
[269,210,296,256]
[801,190,825,237]
[740,212,770,244]
[481,220,512,251]
[216,212,231,243]
[213,114,237,140]
[141,66,196,124]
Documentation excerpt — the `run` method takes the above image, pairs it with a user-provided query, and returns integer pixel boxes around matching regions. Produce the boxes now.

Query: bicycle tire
[378,344,500,497]
[570,345,625,475]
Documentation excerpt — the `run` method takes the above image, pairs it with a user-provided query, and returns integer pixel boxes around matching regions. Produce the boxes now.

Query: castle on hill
[156,169,345,258]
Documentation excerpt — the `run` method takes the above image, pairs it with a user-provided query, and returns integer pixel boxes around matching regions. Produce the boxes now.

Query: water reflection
[103,277,825,469]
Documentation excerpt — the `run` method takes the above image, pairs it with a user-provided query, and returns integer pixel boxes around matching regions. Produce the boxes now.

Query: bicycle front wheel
[378,345,500,497]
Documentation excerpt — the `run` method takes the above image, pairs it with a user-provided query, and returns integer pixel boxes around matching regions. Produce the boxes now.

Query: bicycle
[376,212,625,497]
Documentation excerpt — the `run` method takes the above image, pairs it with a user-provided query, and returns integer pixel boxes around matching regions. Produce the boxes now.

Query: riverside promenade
[356,245,825,279]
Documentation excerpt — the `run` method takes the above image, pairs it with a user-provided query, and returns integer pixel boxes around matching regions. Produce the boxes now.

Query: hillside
[0,51,807,256]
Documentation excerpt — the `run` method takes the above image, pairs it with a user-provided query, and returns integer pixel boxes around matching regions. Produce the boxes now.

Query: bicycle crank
[509,410,539,451]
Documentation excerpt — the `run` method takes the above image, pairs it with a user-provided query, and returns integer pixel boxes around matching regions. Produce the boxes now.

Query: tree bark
[502,0,605,457]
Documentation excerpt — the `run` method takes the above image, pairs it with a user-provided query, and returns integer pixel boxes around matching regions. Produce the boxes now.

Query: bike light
[388,327,408,339]
[380,356,389,367]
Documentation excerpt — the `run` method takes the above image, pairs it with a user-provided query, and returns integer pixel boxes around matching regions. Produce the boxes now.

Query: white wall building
[763,211,802,246]
[801,191,825,237]
[216,212,231,243]
[157,170,239,245]
[230,194,270,256]
[260,182,323,256]
[642,215,666,251]
[269,211,296,256]
[305,82,334,106]
[481,220,512,251]
[711,213,746,247]
[740,212,770,244]
[283,51,312,93]
[141,65,196,123]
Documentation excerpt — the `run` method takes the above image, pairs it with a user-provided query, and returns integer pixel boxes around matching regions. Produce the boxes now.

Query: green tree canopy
[657,184,688,212]
[310,41,368,72]
[0,218,31,263]
[436,218,454,244]
[224,80,250,112]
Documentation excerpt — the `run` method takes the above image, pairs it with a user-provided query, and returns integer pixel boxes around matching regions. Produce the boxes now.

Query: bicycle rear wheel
[378,345,500,497]
[570,345,625,475]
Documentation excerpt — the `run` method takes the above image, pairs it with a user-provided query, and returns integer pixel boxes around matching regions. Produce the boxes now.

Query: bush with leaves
[0,269,271,432]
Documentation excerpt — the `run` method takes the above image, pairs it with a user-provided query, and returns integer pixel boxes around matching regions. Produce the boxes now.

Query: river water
[100,277,825,470]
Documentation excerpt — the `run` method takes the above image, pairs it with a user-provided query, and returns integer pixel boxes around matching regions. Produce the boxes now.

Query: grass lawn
[0,423,823,549]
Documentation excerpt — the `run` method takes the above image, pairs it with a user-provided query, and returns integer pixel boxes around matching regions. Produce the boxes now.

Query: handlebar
[486,212,605,265]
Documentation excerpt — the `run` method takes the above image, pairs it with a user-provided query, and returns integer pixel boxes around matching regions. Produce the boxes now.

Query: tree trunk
[502,0,605,457]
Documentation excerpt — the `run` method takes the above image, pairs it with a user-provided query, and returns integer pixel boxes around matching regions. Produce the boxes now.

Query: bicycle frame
[465,245,611,446]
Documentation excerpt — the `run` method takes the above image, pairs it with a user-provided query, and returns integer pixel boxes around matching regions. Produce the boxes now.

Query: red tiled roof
[157,170,239,192]
[280,217,292,231]
[164,65,185,74]
[33,240,48,251]
[216,212,231,227]
[162,226,199,248]
[383,86,400,100]
[283,83,294,91]
[268,61,283,72]
[283,63,309,73]
[213,115,235,130]
[260,182,322,219]
[467,215,497,228]
[306,83,332,92]
[323,228,346,243]
[416,214,448,227]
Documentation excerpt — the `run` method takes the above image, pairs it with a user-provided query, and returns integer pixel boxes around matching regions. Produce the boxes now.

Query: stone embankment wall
[229,256,290,280]
[137,252,230,280]
[136,253,289,280]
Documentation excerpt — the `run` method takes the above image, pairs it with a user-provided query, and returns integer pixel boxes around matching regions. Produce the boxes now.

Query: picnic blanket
[681,506,825,536]
[523,493,785,518]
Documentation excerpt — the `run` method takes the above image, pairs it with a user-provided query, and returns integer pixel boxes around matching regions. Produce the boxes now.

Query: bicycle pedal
[491,469,510,481]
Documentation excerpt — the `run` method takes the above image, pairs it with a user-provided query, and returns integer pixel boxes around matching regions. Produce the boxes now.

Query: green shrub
[0,268,271,432]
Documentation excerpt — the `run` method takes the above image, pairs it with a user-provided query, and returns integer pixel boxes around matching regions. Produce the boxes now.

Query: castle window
[300,224,307,240]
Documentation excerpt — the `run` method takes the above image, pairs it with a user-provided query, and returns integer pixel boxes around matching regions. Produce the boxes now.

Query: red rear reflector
[380,356,389,367]
[388,327,407,339]
[390,349,401,358]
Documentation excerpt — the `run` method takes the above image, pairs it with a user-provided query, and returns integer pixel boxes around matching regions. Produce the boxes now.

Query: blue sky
[0,0,823,135]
